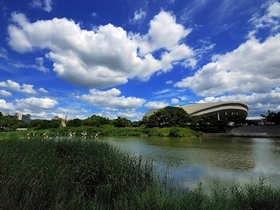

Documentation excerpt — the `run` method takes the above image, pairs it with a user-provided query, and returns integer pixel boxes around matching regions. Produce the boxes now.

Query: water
[104,136,280,191]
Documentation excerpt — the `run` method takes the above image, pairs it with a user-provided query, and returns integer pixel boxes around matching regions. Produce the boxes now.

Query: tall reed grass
[0,138,154,209]
[0,138,280,209]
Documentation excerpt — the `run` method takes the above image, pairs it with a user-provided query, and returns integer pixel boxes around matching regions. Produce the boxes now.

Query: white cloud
[77,88,146,110]
[0,80,20,91]
[153,89,171,95]
[130,9,147,23]
[15,97,58,111]
[7,11,195,88]
[197,87,280,115]
[175,34,280,96]
[38,87,48,93]
[144,101,169,109]
[144,11,192,52]
[30,0,53,12]
[116,110,144,121]
[0,99,14,111]
[21,84,37,94]
[171,98,179,104]
[0,48,8,59]
[0,90,12,97]
[11,57,49,73]
[0,80,37,94]
[250,1,280,36]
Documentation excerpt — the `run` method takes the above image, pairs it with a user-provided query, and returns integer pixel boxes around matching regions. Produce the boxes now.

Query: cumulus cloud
[30,0,53,12]
[0,99,14,111]
[144,101,169,109]
[116,110,144,121]
[0,90,12,97]
[21,84,37,94]
[38,87,48,93]
[0,80,37,94]
[7,11,195,88]
[0,80,20,91]
[197,87,280,115]
[77,88,146,110]
[15,97,58,111]
[175,34,280,96]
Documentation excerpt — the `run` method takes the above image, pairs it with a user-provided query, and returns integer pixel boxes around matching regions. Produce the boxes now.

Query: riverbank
[1,138,280,209]
[203,125,280,138]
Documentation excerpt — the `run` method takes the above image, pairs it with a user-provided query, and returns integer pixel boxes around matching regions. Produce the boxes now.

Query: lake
[104,136,280,191]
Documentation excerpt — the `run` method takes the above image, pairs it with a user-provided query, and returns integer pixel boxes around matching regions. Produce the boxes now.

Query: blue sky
[0,0,280,121]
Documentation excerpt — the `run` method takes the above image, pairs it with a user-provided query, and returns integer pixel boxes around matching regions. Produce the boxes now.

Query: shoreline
[204,125,280,138]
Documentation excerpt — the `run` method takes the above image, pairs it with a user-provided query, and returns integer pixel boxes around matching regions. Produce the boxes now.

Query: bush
[168,126,182,137]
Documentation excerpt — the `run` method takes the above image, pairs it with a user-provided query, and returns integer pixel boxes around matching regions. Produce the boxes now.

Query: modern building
[14,112,22,120]
[145,101,248,120]
[22,114,31,122]
[12,112,31,122]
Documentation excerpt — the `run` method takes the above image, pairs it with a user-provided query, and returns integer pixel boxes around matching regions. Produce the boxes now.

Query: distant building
[22,114,31,122]
[145,101,248,120]
[11,112,31,122]
[14,112,22,120]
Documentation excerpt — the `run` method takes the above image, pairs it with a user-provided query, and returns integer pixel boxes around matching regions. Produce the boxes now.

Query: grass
[0,125,202,139]
[0,138,280,209]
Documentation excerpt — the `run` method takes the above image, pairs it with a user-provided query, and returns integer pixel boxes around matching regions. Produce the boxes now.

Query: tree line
[0,106,247,133]
[260,110,280,124]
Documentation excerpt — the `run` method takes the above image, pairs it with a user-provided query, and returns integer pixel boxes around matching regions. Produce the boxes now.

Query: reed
[0,138,154,209]
[0,138,280,209]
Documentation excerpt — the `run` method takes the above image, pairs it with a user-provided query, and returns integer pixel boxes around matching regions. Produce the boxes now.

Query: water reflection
[105,137,280,190]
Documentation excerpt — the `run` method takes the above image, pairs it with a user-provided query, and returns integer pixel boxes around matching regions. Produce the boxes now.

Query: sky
[0,0,280,121]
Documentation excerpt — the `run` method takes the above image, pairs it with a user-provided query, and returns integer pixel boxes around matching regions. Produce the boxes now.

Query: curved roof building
[145,101,248,119]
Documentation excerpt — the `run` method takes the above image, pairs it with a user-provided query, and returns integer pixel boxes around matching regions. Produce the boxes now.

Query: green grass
[0,138,154,209]
[0,138,280,209]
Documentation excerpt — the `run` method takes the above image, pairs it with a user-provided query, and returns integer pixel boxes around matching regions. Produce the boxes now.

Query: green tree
[83,115,110,126]
[146,106,190,128]
[168,126,182,137]
[67,118,82,127]
[113,117,131,127]
[261,110,277,124]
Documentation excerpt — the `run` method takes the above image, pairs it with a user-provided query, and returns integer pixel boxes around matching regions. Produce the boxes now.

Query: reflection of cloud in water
[106,136,280,191]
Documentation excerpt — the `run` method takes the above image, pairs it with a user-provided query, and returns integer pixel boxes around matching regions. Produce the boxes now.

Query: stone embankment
[204,125,280,138]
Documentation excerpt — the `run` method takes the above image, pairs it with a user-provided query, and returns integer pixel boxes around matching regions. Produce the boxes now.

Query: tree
[113,117,131,127]
[261,110,278,124]
[145,106,190,128]
[67,118,82,127]
[83,115,110,126]
[0,115,18,130]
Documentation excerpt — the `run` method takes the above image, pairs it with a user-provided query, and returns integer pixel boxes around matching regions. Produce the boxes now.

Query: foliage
[82,114,110,127]
[112,116,132,127]
[0,115,19,131]
[1,138,280,209]
[146,106,191,128]
[1,106,249,134]
[168,126,182,137]
[261,110,280,124]
[0,139,154,209]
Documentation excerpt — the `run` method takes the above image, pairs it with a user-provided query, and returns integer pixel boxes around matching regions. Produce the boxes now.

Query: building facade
[145,101,248,119]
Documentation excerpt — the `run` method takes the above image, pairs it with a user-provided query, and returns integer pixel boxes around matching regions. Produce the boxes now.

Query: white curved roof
[179,101,248,116]
[145,101,248,117]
